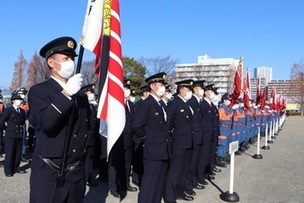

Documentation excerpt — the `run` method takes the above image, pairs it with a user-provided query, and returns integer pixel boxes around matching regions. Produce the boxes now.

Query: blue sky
[1,0,303,89]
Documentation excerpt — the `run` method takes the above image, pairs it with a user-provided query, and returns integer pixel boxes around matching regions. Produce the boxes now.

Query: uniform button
[84,149,86,152]
[73,149,76,153]
[74,134,77,138]
[86,119,88,122]
[85,134,87,138]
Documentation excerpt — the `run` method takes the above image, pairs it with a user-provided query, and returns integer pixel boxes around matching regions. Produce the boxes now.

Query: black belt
[38,154,81,173]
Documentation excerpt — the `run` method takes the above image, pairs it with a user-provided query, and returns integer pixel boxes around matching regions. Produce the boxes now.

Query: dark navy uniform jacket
[167,95,193,149]
[28,78,92,182]
[132,95,171,161]
[187,95,204,145]
[0,106,26,138]
[124,100,135,146]
[200,98,219,142]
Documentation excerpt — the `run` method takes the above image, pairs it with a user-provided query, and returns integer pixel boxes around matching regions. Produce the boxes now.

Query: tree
[10,51,28,92]
[27,52,50,90]
[138,55,179,78]
[81,60,98,86]
[123,57,146,94]
[289,59,304,115]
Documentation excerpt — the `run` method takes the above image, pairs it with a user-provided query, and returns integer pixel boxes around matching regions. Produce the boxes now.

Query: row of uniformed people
[106,72,222,203]
[216,94,284,167]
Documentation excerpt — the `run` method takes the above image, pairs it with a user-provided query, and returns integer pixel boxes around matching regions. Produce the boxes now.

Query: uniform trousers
[185,144,202,190]
[108,136,127,193]
[4,138,22,175]
[30,175,85,203]
[197,137,213,182]
[138,159,169,203]
[131,142,144,186]
[124,144,133,186]
[217,127,231,157]
[165,148,192,202]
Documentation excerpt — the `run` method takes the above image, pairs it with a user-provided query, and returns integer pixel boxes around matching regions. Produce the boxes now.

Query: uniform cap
[39,36,78,59]
[140,85,149,92]
[145,72,167,84]
[165,84,171,92]
[221,93,231,101]
[204,84,215,91]
[237,97,244,103]
[124,79,132,88]
[175,79,194,88]
[11,93,22,101]
[16,87,28,95]
[81,84,95,93]
[192,80,205,88]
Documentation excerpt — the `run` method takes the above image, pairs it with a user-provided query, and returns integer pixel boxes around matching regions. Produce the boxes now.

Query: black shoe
[164,201,177,203]
[184,189,196,196]
[86,181,98,187]
[5,173,13,177]
[21,157,29,162]
[110,191,121,198]
[198,180,208,186]
[209,171,216,176]
[127,185,138,192]
[195,184,205,190]
[16,170,27,174]
[235,150,242,155]
[207,175,215,180]
[213,167,221,173]
[179,194,194,201]
[132,180,139,187]
[216,161,227,168]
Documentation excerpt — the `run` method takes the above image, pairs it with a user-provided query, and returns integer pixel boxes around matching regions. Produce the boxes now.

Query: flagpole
[57,43,85,187]
[76,45,85,74]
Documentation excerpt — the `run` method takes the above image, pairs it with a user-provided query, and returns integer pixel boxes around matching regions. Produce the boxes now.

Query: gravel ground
[0,116,303,203]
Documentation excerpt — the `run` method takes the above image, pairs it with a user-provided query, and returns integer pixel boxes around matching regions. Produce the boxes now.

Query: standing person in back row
[198,84,219,185]
[0,93,27,177]
[132,72,172,203]
[164,79,195,203]
[28,36,93,203]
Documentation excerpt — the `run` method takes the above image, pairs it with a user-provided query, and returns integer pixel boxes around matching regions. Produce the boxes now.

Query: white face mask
[184,91,192,101]
[53,60,75,79]
[20,94,25,99]
[156,86,166,97]
[87,93,95,101]
[166,93,172,100]
[198,89,204,97]
[225,100,231,106]
[210,92,215,100]
[14,99,22,106]
[124,89,131,98]
[130,97,136,103]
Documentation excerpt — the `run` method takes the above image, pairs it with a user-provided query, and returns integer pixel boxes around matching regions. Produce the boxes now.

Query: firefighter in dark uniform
[184,80,206,196]
[197,84,219,185]
[108,79,137,198]
[131,85,149,187]
[164,79,195,202]
[0,93,26,177]
[132,72,171,203]
[81,84,100,187]
[15,87,30,161]
[28,36,92,203]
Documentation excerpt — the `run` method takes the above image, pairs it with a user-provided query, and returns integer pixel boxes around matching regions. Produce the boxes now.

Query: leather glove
[64,73,83,96]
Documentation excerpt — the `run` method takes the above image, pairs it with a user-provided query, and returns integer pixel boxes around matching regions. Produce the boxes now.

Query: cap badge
[67,40,75,49]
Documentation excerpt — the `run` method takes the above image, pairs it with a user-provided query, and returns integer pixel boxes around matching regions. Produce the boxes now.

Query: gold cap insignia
[67,40,74,49]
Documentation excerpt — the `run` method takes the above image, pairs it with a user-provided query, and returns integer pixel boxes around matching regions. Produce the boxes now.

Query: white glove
[64,73,83,96]
[232,104,239,110]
